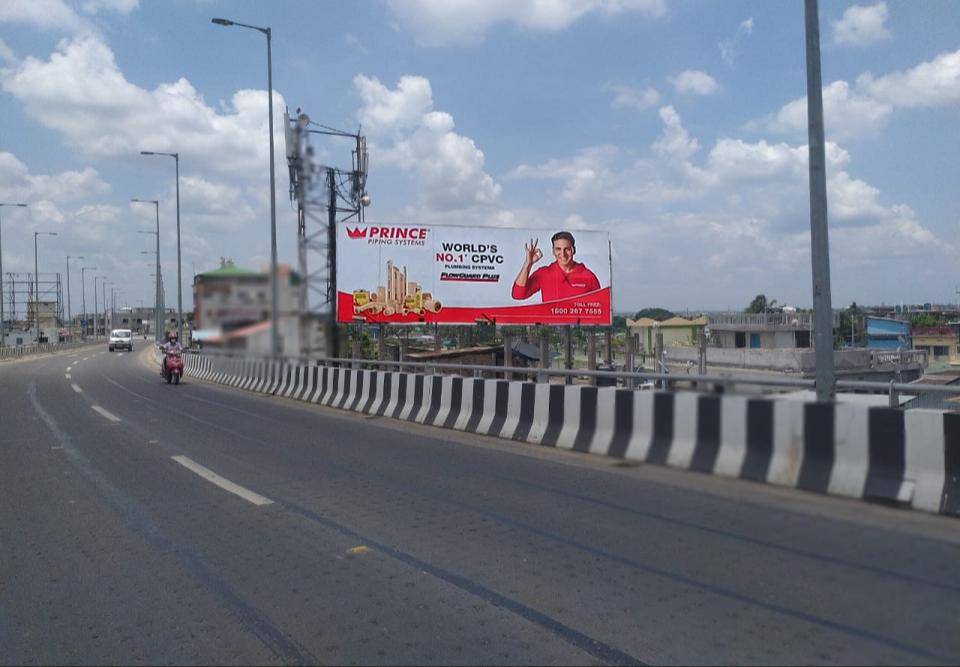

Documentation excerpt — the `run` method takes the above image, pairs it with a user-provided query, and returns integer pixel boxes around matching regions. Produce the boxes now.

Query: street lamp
[212,16,280,358]
[141,150,183,343]
[101,280,112,334]
[0,202,28,348]
[132,199,161,343]
[94,275,106,340]
[66,254,84,336]
[80,266,97,338]
[34,231,58,343]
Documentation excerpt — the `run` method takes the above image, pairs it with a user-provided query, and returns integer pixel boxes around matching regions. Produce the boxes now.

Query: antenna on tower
[284,107,369,359]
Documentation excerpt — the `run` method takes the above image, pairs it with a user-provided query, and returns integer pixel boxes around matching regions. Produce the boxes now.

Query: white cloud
[344,33,368,54]
[764,49,959,139]
[0,38,15,65]
[832,2,891,47]
[353,74,501,212]
[177,176,257,233]
[652,106,700,162]
[769,80,892,140]
[718,17,754,68]
[507,145,619,202]
[856,49,960,108]
[509,105,946,289]
[1,36,286,180]
[0,151,111,204]
[668,70,719,95]
[355,74,433,135]
[0,0,87,33]
[606,83,660,111]
[386,0,666,46]
[80,0,139,15]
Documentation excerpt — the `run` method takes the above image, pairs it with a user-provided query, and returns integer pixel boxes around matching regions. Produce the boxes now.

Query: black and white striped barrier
[179,355,960,518]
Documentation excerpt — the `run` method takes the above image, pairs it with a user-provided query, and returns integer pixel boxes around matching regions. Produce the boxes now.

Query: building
[912,326,959,366]
[192,260,302,354]
[866,316,911,350]
[707,312,813,349]
[627,316,707,353]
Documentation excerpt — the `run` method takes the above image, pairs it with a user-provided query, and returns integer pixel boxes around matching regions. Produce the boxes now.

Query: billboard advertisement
[336,223,611,326]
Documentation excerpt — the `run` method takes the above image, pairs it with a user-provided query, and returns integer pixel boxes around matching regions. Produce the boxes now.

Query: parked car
[108,329,133,352]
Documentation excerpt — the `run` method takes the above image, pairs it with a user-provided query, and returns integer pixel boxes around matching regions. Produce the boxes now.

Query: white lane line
[117,353,125,357]
[171,456,274,506]
[71,384,83,393]
[66,366,72,372]
[91,405,121,422]
[65,373,71,379]
[82,357,89,361]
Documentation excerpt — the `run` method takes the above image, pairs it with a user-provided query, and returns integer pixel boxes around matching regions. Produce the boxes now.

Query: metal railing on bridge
[185,348,960,411]
[0,340,98,361]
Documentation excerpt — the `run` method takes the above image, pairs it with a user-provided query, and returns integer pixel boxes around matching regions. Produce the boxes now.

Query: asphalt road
[1,345,959,665]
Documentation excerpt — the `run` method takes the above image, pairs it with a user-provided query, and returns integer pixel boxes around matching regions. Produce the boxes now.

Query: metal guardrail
[0,340,99,361]
[188,348,960,409]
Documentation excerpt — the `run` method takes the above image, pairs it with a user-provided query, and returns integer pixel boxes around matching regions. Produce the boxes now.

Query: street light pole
[141,151,183,343]
[81,266,96,338]
[132,199,161,343]
[0,202,28,348]
[212,17,280,358]
[66,254,83,338]
[102,280,111,334]
[34,231,57,344]
[94,275,102,340]
[804,0,836,402]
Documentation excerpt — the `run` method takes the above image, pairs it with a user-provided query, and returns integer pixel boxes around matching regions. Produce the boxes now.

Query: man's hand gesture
[525,238,543,266]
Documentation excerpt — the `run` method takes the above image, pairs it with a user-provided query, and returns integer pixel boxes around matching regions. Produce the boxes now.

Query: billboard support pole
[327,167,339,359]
[378,323,386,364]
[503,330,513,380]
[539,327,550,377]
[564,326,573,384]
[587,329,597,386]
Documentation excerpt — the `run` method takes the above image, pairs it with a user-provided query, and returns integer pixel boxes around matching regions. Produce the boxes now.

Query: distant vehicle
[108,329,133,352]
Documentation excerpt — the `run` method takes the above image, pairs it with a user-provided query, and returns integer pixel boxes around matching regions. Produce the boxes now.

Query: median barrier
[0,340,98,361]
[178,353,959,519]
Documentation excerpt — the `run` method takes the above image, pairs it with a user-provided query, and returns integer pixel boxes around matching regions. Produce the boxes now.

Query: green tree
[835,301,863,347]
[910,313,939,328]
[746,294,779,314]
[633,307,675,321]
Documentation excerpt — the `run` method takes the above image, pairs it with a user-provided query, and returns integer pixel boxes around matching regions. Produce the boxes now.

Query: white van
[109,329,133,352]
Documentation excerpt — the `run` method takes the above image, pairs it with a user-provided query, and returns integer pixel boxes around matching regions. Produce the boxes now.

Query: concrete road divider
[179,353,959,519]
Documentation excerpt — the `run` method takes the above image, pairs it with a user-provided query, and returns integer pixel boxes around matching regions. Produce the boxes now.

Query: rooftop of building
[195,259,300,283]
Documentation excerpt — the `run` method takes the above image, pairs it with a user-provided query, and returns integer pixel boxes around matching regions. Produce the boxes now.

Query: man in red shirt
[512,231,601,302]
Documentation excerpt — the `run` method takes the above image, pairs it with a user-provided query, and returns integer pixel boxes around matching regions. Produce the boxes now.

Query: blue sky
[1,0,958,315]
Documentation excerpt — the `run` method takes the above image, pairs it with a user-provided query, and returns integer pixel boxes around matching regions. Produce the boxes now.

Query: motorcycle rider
[160,330,182,377]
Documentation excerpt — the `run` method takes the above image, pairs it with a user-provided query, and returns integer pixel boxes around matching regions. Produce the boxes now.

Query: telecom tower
[284,108,369,359]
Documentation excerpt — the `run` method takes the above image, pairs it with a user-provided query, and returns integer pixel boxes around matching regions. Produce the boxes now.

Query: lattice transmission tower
[284,108,369,359]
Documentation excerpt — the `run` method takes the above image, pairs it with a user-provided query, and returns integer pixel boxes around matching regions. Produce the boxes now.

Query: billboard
[336,223,611,326]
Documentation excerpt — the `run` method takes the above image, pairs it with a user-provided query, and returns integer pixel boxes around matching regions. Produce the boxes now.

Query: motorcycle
[162,350,184,385]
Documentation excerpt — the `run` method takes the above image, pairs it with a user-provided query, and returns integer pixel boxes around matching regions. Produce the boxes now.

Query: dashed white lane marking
[91,405,121,422]
[117,353,125,357]
[71,384,83,393]
[65,373,71,379]
[171,456,274,506]
[66,366,72,372]
[82,357,89,361]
